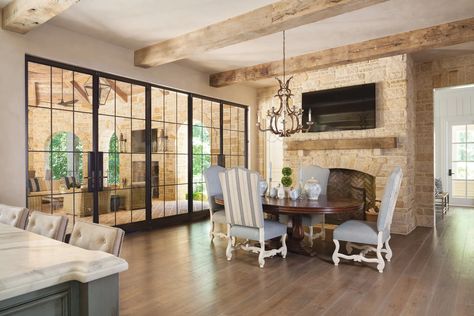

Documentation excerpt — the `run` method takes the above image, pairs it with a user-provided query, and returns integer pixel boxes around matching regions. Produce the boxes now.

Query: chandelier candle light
[256,30,314,137]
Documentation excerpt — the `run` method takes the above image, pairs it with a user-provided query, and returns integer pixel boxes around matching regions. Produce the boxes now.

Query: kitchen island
[0,223,128,315]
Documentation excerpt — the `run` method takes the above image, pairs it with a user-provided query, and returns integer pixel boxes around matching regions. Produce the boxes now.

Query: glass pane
[131,119,146,153]
[151,88,164,121]
[210,128,220,155]
[451,143,465,161]
[176,124,188,154]
[452,125,466,143]
[468,125,474,142]
[238,107,246,131]
[98,79,115,115]
[52,68,73,111]
[223,104,231,130]
[177,92,188,123]
[131,85,146,119]
[165,91,177,123]
[452,180,466,197]
[152,154,164,186]
[453,162,466,180]
[177,184,188,215]
[74,112,93,152]
[73,73,93,113]
[116,81,131,117]
[468,144,474,161]
[467,162,474,180]
[212,102,220,128]
[152,194,164,219]
[164,186,177,217]
[28,107,51,151]
[231,106,240,130]
[193,97,203,123]
[177,154,188,184]
[98,115,115,153]
[28,62,51,108]
[164,154,176,185]
[223,130,231,155]
[165,123,176,153]
[116,117,131,154]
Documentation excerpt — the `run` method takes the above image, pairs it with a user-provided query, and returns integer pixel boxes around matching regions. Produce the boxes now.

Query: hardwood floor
[119,207,474,316]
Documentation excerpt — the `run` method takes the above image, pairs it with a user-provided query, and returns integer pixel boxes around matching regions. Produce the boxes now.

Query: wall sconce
[157,129,168,152]
[120,133,127,153]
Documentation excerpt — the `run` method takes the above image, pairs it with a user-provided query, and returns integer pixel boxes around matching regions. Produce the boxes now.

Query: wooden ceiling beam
[134,0,388,68]
[210,17,474,87]
[2,0,79,34]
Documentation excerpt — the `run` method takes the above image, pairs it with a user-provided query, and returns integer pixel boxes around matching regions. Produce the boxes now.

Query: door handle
[449,169,455,176]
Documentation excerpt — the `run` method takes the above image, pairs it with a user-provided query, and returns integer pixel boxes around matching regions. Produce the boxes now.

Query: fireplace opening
[326,168,376,223]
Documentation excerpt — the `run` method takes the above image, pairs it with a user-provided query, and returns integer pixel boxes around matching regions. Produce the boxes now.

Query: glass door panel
[449,123,474,206]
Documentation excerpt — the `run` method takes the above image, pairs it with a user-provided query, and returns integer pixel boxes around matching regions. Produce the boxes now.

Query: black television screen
[302,83,376,132]
[131,128,157,153]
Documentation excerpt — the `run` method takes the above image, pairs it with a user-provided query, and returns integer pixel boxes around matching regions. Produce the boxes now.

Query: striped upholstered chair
[219,167,287,268]
[204,165,227,241]
[332,167,403,273]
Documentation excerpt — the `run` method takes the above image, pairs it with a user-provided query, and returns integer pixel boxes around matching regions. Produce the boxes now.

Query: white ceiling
[2,0,474,86]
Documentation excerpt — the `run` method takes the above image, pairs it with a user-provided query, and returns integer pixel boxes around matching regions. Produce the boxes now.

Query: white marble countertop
[0,223,128,301]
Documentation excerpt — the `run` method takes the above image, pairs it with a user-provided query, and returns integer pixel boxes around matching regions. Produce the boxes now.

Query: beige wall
[0,22,258,206]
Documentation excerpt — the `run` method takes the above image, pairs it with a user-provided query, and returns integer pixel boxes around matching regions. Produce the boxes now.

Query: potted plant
[281,167,293,198]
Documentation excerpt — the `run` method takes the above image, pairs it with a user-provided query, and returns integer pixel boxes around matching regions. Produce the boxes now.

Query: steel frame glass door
[447,120,474,206]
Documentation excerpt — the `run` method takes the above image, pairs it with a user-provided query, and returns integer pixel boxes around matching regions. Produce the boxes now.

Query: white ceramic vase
[304,177,321,200]
[277,184,285,199]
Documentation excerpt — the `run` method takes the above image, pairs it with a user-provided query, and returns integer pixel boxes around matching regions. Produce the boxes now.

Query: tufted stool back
[0,204,29,229]
[69,221,125,257]
[26,211,69,241]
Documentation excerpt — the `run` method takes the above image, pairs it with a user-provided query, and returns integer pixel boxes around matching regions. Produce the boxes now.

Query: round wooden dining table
[214,194,364,256]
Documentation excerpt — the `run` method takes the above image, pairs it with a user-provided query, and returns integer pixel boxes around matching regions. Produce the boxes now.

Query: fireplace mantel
[286,137,397,151]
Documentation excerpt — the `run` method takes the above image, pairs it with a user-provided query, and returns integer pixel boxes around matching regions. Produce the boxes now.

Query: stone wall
[414,53,474,226]
[257,55,417,235]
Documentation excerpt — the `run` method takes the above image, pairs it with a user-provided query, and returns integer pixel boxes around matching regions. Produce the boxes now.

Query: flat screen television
[131,128,157,153]
[302,83,376,132]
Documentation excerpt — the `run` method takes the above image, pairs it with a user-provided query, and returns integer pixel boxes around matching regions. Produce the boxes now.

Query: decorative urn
[259,179,268,196]
[304,177,321,200]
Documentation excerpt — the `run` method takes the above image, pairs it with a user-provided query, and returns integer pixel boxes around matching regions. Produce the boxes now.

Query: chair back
[299,165,330,195]
[377,167,403,233]
[0,204,29,229]
[69,221,125,257]
[204,165,225,212]
[219,167,264,228]
[26,211,68,241]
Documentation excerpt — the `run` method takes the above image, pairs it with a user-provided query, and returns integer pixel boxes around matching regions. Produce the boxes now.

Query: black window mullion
[145,84,152,225]
[187,94,193,214]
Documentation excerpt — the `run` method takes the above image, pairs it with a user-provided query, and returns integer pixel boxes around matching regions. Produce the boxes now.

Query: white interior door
[448,121,474,206]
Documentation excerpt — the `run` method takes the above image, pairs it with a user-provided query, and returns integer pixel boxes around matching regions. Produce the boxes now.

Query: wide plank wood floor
[119,207,474,316]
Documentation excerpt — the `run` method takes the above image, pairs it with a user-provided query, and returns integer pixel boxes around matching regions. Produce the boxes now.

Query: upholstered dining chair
[219,167,287,268]
[69,221,125,257]
[26,211,69,241]
[204,165,228,241]
[332,167,403,273]
[0,204,29,229]
[300,165,330,246]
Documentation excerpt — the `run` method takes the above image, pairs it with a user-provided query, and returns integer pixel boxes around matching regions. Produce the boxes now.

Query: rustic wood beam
[134,0,387,68]
[2,0,79,34]
[210,17,474,87]
[286,137,397,151]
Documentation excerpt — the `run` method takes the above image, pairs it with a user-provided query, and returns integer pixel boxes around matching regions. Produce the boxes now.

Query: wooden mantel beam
[134,0,387,68]
[2,0,79,34]
[210,17,474,87]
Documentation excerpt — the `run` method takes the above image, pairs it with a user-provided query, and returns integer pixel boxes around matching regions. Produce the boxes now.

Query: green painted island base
[0,274,120,316]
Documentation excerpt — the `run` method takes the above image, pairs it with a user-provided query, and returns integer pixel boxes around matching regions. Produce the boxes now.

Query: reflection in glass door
[98,79,147,226]
[448,123,474,206]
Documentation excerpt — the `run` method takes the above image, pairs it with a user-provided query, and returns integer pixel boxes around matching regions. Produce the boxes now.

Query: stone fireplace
[257,55,417,235]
